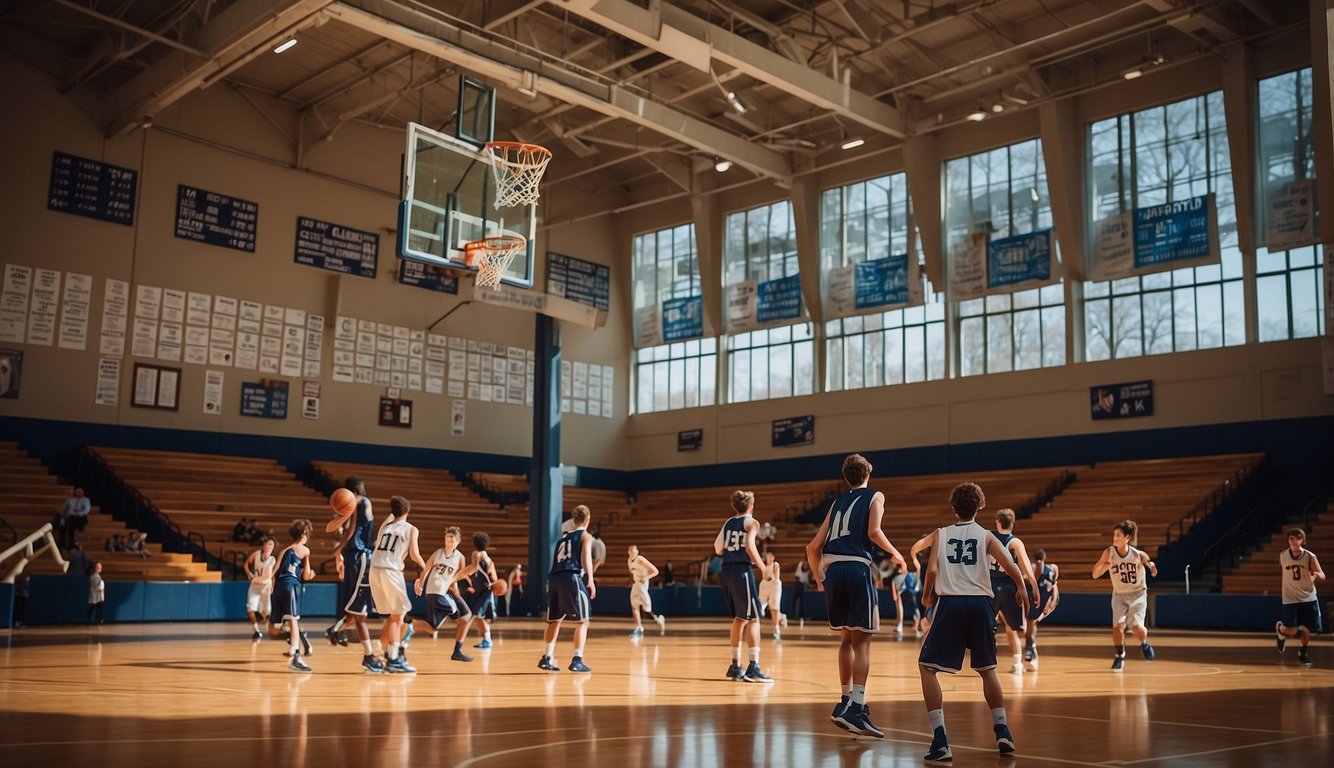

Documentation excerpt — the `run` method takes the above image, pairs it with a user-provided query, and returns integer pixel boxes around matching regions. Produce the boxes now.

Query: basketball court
[2,621,1330,766]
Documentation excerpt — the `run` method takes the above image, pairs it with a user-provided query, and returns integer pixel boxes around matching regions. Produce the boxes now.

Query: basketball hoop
[464,235,527,288]
[484,141,552,208]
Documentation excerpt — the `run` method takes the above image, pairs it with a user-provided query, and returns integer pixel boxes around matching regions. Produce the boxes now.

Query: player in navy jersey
[919,483,1028,762]
[326,476,382,672]
[465,531,500,649]
[273,519,315,672]
[540,504,595,672]
[989,509,1038,673]
[714,490,772,683]
[1024,549,1060,669]
[806,453,907,738]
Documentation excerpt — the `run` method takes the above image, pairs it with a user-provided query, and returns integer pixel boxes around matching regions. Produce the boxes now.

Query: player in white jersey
[919,482,1028,763]
[410,526,480,663]
[244,536,276,640]
[758,551,788,639]
[1091,519,1157,671]
[1275,528,1324,666]
[370,496,425,673]
[627,545,666,637]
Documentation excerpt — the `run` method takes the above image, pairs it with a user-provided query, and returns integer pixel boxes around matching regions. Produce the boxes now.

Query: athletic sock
[749,646,760,663]
[388,642,400,659]
[362,640,374,654]
[991,707,1007,726]
[841,683,853,696]
[1114,645,1125,657]
[545,641,556,658]
[1013,653,1022,666]
[484,632,492,642]
[928,709,946,732]
[850,685,866,705]
[732,645,742,664]
[454,641,463,653]
[251,622,259,632]
[573,646,584,659]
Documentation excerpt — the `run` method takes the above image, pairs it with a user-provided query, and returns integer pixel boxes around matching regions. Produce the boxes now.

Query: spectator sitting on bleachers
[59,487,91,550]
[663,560,675,586]
[232,518,251,542]
[126,532,150,559]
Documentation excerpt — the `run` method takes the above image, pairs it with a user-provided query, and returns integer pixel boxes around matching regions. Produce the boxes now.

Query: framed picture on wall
[132,362,180,411]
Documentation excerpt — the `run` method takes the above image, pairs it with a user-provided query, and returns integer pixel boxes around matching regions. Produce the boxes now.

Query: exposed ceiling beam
[328,0,792,183]
[555,0,906,137]
[104,0,334,136]
[49,0,206,57]
[482,0,545,31]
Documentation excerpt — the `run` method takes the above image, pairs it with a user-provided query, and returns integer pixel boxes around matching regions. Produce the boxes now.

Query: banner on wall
[663,296,704,342]
[1090,380,1154,420]
[826,253,924,320]
[677,428,702,451]
[451,399,465,436]
[1266,179,1318,251]
[240,379,288,419]
[725,275,803,333]
[203,369,223,414]
[95,358,119,406]
[772,415,814,448]
[1090,194,1219,281]
[948,232,987,299]
[634,304,661,348]
[987,229,1055,292]
[301,381,321,420]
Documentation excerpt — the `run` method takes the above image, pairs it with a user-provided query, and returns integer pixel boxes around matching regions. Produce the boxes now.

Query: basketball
[491,579,508,597]
[330,487,356,516]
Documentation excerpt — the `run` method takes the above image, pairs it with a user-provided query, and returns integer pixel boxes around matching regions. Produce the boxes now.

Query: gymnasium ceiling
[0,0,1306,222]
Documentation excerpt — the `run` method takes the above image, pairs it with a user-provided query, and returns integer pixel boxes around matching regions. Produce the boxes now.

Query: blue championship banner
[397,259,458,294]
[47,151,137,226]
[1090,380,1153,420]
[756,274,803,324]
[294,216,378,278]
[854,253,910,309]
[772,415,814,448]
[240,379,289,419]
[175,184,258,252]
[662,296,703,342]
[987,229,1053,291]
[1133,194,1218,271]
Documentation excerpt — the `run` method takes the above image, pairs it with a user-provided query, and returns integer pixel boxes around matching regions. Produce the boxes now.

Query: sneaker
[474,639,493,649]
[1276,621,1287,654]
[830,696,851,730]
[895,625,904,638]
[1023,642,1035,662]
[832,701,865,734]
[780,614,788,628]
[385,656,416,673]
[1299,650,1312,666]
[538,655,559,672]
[288,654,311,672]
[569,656,592,673]
[451,648,474,662]
[742,661,772,683]
[300,632,313,657]
[1009,662,1024,673]
[725,662,743,680]
[994,723,1015,754]
[361,655,385,673]
[1024,655,1039,671]
[1141,642,1155,661]
[924,726,952,763]
[252,630,263,641]
[324,626,340,647]
[630,626,644,637]
[772,629,781,640]
[842,703,885,738]
[655,614,666,631]
[1111,655,1124,671]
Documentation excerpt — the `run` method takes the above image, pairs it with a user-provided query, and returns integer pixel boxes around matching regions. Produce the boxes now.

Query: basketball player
[1091,520,1157,671]
[919,483,1028,762]
[715,490,772,683]
[411,526,480,662]
[1276,528,1324,666]
[273,519,316,672]
[465,531,500,648]
[327,476,383,673]
[806,453,907,737]
[758,551,788,640]
[540,504,595,672]
[989,509,1038,673]
[244,536,276,640]
[1024,549,1060,669]
[370,496,425,673]
[627,544,666,637]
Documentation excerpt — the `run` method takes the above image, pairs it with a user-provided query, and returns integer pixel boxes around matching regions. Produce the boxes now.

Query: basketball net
[465,235,527,288]
[485,141,552,208]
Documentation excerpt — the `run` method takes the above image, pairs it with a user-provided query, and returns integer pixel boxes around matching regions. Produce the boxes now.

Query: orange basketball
[491,579,508,597]
[330,487,357,516]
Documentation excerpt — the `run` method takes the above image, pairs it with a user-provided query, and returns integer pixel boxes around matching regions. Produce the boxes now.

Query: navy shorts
[918,595,998,674]
[421,593,471,629]
[900,590,919,621]
[467,588,497,621]
[1028,588,1052,621]
[992,580,1026,629]
[720,563,761,621]
[341,550,373,616]
[547,571,590,622]
[272,581,302,622]
[824,560,879,632]
[1281,600,1323,634]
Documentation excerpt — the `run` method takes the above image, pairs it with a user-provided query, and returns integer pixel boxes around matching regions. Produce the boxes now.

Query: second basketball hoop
[465,235,527,288]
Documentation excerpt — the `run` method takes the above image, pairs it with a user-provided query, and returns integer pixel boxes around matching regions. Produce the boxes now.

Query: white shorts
[1111,590,1148,630]
[759,580,781,614]
[630,581,652,612]
[246,582,272,614]
[370,567,412,616]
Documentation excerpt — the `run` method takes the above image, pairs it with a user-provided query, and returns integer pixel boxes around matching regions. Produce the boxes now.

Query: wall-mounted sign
[772,415,814,448]
[240,378,289,419]
[131,363,180,411]
[175,184,257,252]
[379,397,412,428]
[294,216,378,278]
[47,151,137,226]
[677,428,703,452]
[1090,380,1154,420]
[547,251,609,311]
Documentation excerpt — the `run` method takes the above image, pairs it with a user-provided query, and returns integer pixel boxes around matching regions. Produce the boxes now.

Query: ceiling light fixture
[273,38,298,54]
[715,158,732,173]
[725,91,747,115]
[991,102,1004,113]
[840,137,865,150]
[966,107,987,122]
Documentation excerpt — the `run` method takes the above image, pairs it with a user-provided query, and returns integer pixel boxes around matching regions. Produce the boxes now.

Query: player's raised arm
[865,491,907,569]
[1092,547,1112,579]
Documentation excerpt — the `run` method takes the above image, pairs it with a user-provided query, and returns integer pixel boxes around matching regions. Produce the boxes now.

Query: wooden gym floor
[1,619,1330,767]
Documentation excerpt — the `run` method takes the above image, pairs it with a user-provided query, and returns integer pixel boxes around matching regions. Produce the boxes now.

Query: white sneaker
[1024,655,1039,671]
[895,625,904,638]
[655,614,666,633]
[780,614,788,628]
[1010,662,1024,673]
[772,629,781,640]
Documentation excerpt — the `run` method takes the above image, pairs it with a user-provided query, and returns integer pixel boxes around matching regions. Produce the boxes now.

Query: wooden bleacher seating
[2,442,217,582]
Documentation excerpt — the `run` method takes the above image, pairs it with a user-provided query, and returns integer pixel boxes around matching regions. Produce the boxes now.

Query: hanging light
[840,137,865,150]
[273,38,298,54]
[966,106,987,122]
[714,158,732,173]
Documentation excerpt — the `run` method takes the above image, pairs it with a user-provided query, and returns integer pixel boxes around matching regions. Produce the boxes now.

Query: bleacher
[1222,504,1332,595]
[1017,453,1265,591]
[2,442,217,582]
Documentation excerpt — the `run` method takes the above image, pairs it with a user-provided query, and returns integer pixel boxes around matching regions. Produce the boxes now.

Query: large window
[1257,68,1325,342]
[724,201,813,402]
[821,174,945,389]
[1084,92,1244,360]
[945,139,1066,375]
[632,224,716,413]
